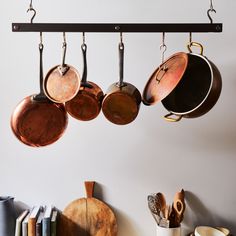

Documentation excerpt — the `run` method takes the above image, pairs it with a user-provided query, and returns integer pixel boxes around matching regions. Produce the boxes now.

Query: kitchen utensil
[148,194,169,228]
[65,40,104,121]
[59,181,118,236]
[102,37,142,125]
[0,196,16,236]
[162,42,222,122]
[156,192,167,217]
[147,195,161,225]
[44,33,81,103]
[195,226,225,236]
[11,38,68,147]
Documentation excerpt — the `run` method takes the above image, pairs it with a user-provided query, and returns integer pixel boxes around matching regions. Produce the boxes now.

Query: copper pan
[43,34,81,103]
[65,42,104,121]
[162,42,222,122]
[102,41,141,125]
[11,40,68,147]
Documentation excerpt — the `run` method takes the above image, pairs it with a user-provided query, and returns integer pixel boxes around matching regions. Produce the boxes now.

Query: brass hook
[27,0,36,23]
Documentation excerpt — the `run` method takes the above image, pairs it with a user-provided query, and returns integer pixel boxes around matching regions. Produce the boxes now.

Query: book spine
[14,220,21,236]
[42,218,50,236]
[36,222,42,236]
[22,223,28,236]
[28,218,36,236]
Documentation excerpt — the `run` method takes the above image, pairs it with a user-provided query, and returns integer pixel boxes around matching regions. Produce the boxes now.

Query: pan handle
[187,42,204,56]
[85,181,95,198]
[164,113,183,122]
[58,39,69,76]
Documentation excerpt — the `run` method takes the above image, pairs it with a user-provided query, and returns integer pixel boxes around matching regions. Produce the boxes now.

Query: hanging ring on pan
[187,41,204,55]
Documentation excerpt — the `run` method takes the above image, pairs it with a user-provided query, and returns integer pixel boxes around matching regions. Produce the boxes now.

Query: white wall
[0,0,235,235]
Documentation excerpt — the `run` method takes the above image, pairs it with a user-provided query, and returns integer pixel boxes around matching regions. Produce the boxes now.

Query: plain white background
[0,0,235,235]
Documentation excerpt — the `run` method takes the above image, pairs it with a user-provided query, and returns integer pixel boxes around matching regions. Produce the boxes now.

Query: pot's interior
[162,54,212,113]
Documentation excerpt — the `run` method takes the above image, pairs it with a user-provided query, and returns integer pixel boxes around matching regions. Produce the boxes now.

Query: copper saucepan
[162,42,222,122]
[102,41,141,125]
[65,42,104,121]
[11,40,68,147]
[43,34,81,103]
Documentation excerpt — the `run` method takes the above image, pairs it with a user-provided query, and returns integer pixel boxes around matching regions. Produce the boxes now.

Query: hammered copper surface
[142,52,188,105]
[102,82,142,125]
[44,65,81,103]
[65,81,104,121]
[11,95,68,147]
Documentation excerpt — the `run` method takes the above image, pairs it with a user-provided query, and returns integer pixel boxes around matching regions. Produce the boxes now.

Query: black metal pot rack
[12,0,222,34]
[12,23,222,33]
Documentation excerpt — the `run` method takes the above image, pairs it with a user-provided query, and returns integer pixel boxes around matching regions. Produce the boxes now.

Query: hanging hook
[27,0,36,23]
[58,32,69,76]
[82,32,85,45]
[81,32,87,52]
[189,32,192,44]
[207,0,216,24]
[160,32,167,64]
[39,32,43,49]
[119,32,124,49]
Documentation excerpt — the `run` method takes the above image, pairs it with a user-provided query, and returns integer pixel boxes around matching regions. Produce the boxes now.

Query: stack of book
[15,206,59,236]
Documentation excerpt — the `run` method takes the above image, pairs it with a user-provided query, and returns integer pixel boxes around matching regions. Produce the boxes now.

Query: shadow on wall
[184,191,236,234]
[114,208,139,236]
[14,201,30,217]
[94,182,139,236]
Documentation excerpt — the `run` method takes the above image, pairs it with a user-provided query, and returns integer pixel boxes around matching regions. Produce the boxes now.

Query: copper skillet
[43,33,81,103]
[65,41,104,121]
[11,39,68,147]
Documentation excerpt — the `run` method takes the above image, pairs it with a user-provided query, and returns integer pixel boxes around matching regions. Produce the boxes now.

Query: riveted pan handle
[164,113,183,122]
[187,41,204,55]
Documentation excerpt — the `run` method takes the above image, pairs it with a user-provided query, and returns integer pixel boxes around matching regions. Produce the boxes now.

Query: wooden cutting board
[58,181,118,236]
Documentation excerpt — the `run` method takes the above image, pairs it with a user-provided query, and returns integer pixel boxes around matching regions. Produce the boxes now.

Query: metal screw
[115,25,121,31]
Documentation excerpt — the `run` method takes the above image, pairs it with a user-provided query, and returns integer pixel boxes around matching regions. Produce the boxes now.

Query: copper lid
[142,52,188,105]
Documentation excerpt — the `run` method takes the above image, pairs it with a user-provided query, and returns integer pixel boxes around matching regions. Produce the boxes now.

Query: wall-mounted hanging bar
[12,23,223,33]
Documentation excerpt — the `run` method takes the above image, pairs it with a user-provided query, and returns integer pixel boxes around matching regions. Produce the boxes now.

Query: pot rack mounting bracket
[12,23,223,33]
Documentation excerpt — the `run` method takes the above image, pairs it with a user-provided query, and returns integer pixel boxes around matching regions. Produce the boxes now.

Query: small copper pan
[43,34,81,103]
[11,40,68,147]
[102,41,141,125]
[65,42,104,121]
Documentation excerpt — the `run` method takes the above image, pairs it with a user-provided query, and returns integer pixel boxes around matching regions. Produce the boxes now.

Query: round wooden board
[58,182,118,236]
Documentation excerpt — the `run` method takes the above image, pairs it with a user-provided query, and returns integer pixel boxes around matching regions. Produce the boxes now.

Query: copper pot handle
[164,113,183,122]
[81,43,93,89]
[187,41,204,55]
[116,42,126,88]
[58,34,69,76]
